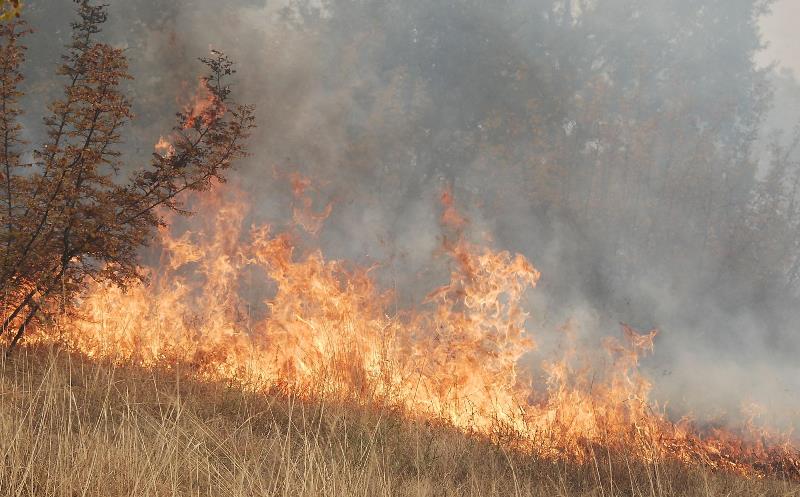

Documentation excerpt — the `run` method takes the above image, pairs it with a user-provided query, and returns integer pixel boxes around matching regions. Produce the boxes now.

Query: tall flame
[33,183,800,481]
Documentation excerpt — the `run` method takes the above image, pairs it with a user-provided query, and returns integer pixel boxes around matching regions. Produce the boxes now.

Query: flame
[440,186,469,232]
[289,173,333,235]
[182,78,226,129]
[31,183,800,481]
[154,136,175,157]
[151,79,225,158]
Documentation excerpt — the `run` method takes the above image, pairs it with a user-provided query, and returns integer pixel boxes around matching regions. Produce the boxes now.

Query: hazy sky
[760,0,800,74]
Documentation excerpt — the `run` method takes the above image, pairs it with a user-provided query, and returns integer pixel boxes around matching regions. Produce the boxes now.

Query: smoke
[21,0,800,430]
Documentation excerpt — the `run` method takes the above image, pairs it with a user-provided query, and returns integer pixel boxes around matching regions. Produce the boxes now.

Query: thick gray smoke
[21,0,800,430]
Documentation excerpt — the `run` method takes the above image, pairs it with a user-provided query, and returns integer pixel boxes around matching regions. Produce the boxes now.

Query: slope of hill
[0,346,795,497]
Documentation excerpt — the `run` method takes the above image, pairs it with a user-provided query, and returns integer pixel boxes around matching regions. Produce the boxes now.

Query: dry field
[0,346,796,497]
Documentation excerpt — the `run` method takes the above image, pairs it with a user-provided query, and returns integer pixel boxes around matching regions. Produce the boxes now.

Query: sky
[760,0,800,74]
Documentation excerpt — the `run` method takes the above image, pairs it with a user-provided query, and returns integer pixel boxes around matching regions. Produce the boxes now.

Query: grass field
[0,346,796,497]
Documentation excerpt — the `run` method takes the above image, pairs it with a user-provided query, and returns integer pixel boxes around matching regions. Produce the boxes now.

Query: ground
[0,345,795,497]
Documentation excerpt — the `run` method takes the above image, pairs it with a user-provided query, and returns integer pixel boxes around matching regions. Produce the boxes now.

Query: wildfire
[31,182,800,481]
[154,136,174,157]
[181,77,226,129]
[289,172,333,235]
[152,77,227,158]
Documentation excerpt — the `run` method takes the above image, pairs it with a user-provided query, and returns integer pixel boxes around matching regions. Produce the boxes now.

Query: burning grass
[0,345,796,497]
[16,184,800,485]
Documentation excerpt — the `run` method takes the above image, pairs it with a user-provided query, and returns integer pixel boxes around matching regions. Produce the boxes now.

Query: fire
[289,172,333,235]
[152,78,226,157]
[31,182,800,481]
[154,136,174,157]
[182,77,226,129]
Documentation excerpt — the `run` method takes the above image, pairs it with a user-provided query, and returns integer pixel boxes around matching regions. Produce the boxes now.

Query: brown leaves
[0,2,254,350]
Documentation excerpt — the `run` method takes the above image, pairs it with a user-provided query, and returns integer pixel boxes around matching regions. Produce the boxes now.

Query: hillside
[0,346,795,497]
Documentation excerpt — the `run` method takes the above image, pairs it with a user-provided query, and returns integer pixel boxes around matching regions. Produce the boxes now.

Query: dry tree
[0,0,255,352]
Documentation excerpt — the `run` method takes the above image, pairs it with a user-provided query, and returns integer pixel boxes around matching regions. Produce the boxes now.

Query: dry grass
[0,346,796,497]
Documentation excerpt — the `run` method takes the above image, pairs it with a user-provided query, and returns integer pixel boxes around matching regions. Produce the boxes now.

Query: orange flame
[151,78,226,158]
[290,173,333,235]
[31,184,800,481]
[182,78,226,129]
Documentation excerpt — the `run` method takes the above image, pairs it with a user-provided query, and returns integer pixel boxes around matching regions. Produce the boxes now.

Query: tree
[0,0,255,352]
